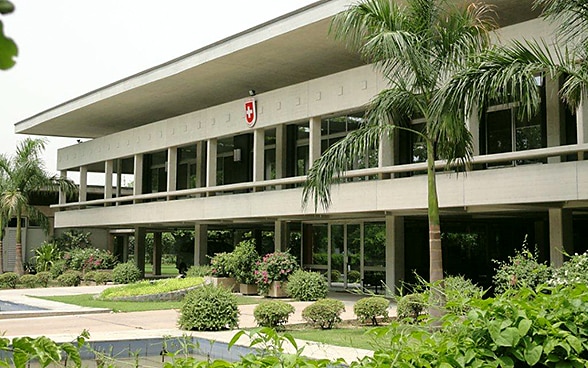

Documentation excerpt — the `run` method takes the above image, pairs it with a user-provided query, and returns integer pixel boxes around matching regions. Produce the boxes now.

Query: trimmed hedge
[253,300,295,329]
[178,284,239,331]
[302,298,345,329]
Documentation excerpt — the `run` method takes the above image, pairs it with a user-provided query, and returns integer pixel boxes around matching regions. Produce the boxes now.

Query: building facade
[15,0,588,290]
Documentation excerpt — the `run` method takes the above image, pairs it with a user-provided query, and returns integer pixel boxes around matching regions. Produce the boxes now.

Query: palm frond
[534,0,588,52]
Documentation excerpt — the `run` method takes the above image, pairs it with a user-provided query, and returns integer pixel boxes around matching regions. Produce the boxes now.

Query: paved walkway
[0,285,394,364]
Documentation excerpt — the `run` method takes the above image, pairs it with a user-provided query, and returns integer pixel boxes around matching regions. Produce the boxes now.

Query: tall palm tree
[303,0,496,286]
[0,170,8,273]
[0,138,77,275]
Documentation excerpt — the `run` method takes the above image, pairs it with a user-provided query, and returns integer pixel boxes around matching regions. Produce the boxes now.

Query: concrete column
[167,146,178,200]
[309,116,322,166]
[194,224,208,266]
[378,132,395,179]
[385,215,405,293]
[58,170,67,205]
[107,233,114,254]
[196,141,205,188]
[79,166,87,203]
[134,227,146,277]
[546,76,564,163]
[466,105,480,157]
[105,160,114,204]
[133,154,143,203]
[274,220,287,252]
[122,235,129,263]
[116,159,122,203]
[549,208,573,267]
[576,89,588,160]
[253,129,265,189]
[206,139,217,194]
[153,232,162,276]
[275,125,286,180]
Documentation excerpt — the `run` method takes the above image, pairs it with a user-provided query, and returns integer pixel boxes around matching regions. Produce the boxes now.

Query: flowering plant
[232,240,260,285]
[209,252,235,277]
[253,251,299,295]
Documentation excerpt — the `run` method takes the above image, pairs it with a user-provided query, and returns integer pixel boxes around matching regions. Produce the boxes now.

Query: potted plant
[209,252,237,290]
[254,251,299,297]
[232,239,260,295]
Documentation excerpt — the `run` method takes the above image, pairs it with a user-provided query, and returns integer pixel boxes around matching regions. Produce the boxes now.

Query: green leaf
[524,345,543,366]
[493,327,521,347]
[0,20,17,70]
[498,356,514,368]
[518,319,532,336]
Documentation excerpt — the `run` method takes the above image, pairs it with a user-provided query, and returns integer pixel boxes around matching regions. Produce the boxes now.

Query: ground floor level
[108,208,587,294]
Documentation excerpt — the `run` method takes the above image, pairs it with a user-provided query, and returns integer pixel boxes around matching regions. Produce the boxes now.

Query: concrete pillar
[576,89,588,160]
[79,166,87,203]
[466,105,480,157]
[385,215,405,293]
[194,224,208,266]
[206,139,217,194]
[275,125,286,180]
[58,170,67,205]
[134,227,146,277]
[196,141,205,188]
[253,129,265,190]
[546,76,565,163]
[309,116,322,166]
[379,132,396,179]
[133,154,143,203]
[153,232,162,275]
[167,147,178,200]
[105,160,114,204]
[116,159,122,203]
[274,220,287,252]
[549,208,573,267]
[122,235,129,263]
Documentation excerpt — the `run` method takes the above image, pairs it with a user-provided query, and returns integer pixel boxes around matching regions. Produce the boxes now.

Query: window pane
[486,109,512,154]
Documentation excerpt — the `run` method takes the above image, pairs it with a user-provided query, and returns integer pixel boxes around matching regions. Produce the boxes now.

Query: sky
[0,0,317,180]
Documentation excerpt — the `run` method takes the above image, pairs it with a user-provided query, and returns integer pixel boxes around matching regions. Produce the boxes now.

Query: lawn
[284,326,378,351]
[35,293,262,312]
[144,263,179,276]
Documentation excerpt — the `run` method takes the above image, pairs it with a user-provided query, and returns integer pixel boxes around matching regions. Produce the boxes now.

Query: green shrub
[493,243,552,294]
[354,296,389,326]
[302,298,345,329]
[396,293,426,322]
[186,265,212,278]
[65,248,117,271]
[49,259,67,278]
[0,272,19,289]
[443,275,484,314]
[93,271,112,285]
[253,300,295,329]
[286,269,328,301]
[33,242,62,272]
[178,284,239,331]
[209,252,235,277]
[550,251,588,286]
[57,271,82,287]
[347,270,361,283]
[83,270,98,282]
[18,274,39,288]
[36,271,52,287]
[112,262,142,284]
[331,269,341,282]
[232,240,260,285]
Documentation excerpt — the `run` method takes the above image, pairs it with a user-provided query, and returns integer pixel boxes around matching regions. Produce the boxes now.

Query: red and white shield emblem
[245,98,257,127]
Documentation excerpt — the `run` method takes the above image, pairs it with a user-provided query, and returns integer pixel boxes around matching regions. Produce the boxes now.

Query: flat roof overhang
[15,0,539,139]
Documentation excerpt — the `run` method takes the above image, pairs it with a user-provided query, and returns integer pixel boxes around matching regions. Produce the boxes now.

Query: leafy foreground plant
[355,284,588,367]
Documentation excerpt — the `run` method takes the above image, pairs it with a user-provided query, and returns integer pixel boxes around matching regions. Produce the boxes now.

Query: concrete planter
[267,281,287,298]
[240,283,258,295]
[211,277,237,291]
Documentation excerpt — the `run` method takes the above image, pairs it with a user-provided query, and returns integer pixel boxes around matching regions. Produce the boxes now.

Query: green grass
[284,327,378,350]
[145,263,179,276]
[34,292,262,312]
[100,277,204,299]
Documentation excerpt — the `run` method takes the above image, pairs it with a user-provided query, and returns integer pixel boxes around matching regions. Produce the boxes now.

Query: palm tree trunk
[0,239,3,273]
[427,139,444,318]
[14,212,23,275]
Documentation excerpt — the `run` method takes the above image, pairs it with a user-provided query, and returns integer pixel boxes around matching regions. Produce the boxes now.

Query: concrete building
[15,0,588,289]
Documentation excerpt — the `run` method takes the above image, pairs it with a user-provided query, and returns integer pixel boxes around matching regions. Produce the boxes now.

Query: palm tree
[302,0,497,286]
[0,138,77,275]
[0,170,8,273]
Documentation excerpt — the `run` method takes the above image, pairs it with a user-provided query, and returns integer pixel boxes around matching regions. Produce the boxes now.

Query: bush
[550,251,588,286]
[396,293,427,322]
[18,274,39,288]
[253,300,295,329]
[33,242,62,272]
[254,251,299,295]
[331,269,341,282]
[57,271,82,287]
[286,269,328,301]
[209,252,235,277]
[83,270,98,282]
[493,243,552,294]
[178,284,239,331]
[302,298,345,329]
[347,270,361,283]
[443,275,484,314]
[112,262,142,284]
[232,240,260,285]
[0,272,19,289]
[49,259,67,278]
[65,248,117,272]
[94,271,112,285]
[354,296,389,326]
[36,271,52,287]
[186,265,212,278]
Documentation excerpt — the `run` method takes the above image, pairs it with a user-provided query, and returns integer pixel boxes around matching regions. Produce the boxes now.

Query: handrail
[51,143,588,210]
